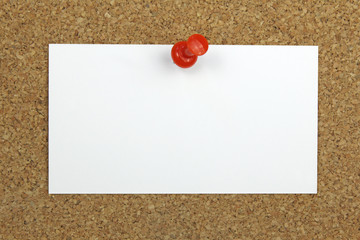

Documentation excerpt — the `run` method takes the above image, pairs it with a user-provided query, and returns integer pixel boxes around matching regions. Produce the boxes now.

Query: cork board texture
[1,0,359,239]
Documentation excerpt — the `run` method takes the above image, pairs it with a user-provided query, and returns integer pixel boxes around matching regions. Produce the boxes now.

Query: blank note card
[49,44,318,194]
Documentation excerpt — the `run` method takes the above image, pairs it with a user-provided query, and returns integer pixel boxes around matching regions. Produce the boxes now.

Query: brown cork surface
[1,0,359,239]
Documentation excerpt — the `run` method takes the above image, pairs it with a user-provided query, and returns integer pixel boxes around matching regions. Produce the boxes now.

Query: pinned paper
[49,44,318,194]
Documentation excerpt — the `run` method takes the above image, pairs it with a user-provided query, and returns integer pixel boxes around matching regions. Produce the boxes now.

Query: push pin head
[171,34,209,68]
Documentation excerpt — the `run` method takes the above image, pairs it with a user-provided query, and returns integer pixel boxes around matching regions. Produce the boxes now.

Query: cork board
[1,1,359,239]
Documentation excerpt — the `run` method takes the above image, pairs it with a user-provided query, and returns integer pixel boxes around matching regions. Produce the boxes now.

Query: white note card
[49,44,318,194]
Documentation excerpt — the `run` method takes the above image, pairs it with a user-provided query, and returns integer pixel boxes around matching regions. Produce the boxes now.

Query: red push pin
[171,34,209,68]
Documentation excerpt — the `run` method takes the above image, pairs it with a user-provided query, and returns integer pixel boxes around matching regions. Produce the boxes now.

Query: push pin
[171,34,209,68]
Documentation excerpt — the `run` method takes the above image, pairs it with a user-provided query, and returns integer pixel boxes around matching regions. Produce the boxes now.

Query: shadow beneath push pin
[160,51,174,68]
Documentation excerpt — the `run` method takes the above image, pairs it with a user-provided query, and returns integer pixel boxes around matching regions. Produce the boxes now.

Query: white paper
[49,44,318,194]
